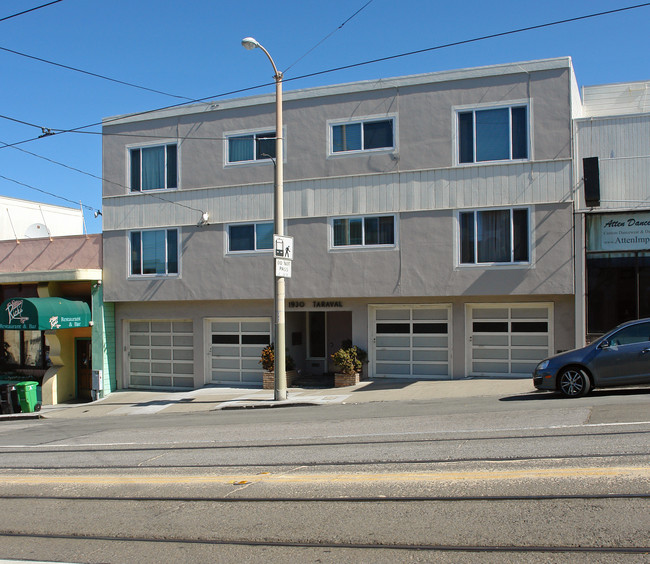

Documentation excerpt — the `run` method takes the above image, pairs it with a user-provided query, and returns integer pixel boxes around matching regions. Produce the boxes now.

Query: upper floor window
[228,222,273,252]
[227,131,275,164]
[457,105,528,164]
[332,215,395,248]
[330,117,395,154]
[459,208,529,265]
[130,229,179,276]
[130,143,177,191]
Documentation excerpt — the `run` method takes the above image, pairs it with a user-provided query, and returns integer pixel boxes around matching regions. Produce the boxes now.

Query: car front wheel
[558,368,591,398]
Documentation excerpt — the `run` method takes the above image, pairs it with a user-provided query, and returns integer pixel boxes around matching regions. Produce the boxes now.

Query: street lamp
[242,37,287,401]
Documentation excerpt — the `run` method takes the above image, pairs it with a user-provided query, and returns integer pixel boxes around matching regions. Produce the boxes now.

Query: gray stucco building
[102,57,580,390]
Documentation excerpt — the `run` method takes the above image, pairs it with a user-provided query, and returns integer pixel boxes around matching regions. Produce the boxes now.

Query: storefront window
[0,330,45,369]
[587,252,650,333]
[2,331,20,365]
[23,331,43,367]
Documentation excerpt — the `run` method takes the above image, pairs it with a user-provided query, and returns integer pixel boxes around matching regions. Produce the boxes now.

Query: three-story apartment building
[102,57,580,390]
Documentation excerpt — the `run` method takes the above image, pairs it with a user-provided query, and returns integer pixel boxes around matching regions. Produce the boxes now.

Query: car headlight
[537,360,550,371]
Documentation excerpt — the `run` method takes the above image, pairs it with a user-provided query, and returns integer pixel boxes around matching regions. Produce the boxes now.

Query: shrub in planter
[331,342,367,387]
[260,344,296,389]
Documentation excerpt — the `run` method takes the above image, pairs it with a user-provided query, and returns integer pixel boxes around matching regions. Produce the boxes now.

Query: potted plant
[331,341,366,387]
[260,344,296,389]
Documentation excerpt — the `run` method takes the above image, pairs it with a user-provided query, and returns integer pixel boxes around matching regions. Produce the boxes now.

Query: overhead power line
[283,0,376,74]
[0,45,194,100]
[0,173,98,212]
[3,1,649,154]
[0,0,63,23]
[0,2,650,156]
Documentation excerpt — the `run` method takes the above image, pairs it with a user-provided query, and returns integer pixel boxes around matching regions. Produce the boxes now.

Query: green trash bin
[15,381,40,413]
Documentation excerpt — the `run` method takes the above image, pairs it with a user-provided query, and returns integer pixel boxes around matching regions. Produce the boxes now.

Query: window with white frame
[130,143,177,191]
[332,215,395,248]
[459,208,529,265]
[457,105,528,164]
[226,131,276,163]
[330,117,394,154]
[228,222,273,252]
[130,229,179,276]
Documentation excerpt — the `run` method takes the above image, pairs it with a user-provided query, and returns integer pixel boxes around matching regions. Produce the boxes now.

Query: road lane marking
[0,466,648,485]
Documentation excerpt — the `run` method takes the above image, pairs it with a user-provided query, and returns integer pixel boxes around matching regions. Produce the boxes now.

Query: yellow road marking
[0,466,648,485]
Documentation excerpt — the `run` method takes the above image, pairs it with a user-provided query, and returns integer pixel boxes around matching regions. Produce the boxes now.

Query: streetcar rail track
[1,492,648,502]
[1,450,648,471]
[0,427,647,454]
[1,530,648,554]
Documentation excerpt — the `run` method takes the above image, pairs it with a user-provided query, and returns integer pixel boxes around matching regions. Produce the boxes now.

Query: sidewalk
[0,378,537,421]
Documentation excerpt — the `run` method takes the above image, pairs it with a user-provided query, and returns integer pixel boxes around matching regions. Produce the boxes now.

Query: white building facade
[574,80,650,342]
[0,196,84,241]
[102,57,581,390]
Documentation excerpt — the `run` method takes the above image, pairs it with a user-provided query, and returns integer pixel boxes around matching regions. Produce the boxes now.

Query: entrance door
[76,338,92,401]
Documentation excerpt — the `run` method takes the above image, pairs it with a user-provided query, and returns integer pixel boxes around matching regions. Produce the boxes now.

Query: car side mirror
[598,340,610,349]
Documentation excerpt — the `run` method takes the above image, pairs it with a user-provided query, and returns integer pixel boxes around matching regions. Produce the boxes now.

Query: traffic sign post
[275,258,292,278]
[273,235,293,260]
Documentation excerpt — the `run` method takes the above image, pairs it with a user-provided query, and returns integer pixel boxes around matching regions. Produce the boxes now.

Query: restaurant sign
[0,297,91,331]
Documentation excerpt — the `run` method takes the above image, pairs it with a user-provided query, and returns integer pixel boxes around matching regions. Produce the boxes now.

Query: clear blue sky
[1,0,648,233]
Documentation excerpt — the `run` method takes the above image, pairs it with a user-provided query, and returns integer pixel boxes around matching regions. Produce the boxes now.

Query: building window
[228,222,273,252]
[227,131,276,163]
[130,143,177,191]
[332,215,395,247]
[130,229,179,276]
[457,105,528,163]
[330,118,394,154]
[459,208,529,265]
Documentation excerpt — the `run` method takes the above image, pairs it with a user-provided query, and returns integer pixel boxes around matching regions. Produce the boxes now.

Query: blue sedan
[533,318,650,397]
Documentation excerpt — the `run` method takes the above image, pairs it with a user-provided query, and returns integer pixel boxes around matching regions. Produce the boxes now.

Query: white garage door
[207,318,271,384]
[467,304,552,377]
[371,306,451,379]
[127,320,194,389]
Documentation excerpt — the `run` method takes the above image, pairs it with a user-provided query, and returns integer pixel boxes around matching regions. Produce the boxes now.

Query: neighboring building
[102,57,580,390]
[574,80,650,342]
[0,195,84,241]
[0,233,115,404]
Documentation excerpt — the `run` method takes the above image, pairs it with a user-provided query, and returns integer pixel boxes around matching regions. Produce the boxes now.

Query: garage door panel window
[373,306,451,379]
[468,306,551,377]
[208,318,271,384]
[460,208,529,265]
[130,229,179,277]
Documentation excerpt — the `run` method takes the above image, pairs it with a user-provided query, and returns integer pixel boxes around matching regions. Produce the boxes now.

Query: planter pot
[263,370,297,390]
[334,372,360,387]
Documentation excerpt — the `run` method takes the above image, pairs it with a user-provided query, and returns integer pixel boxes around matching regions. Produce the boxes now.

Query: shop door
[76,338,92,400]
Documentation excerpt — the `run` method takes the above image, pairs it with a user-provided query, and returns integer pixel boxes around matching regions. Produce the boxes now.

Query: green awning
[0,297,91,331]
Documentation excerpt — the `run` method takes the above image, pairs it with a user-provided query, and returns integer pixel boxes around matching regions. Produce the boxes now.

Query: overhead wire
[2,2,649,218]
[282,0,376,74]
[0,0,63,23]
[3,1,650,153]
[0,45,194,101]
